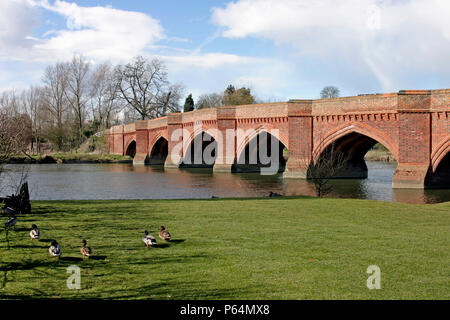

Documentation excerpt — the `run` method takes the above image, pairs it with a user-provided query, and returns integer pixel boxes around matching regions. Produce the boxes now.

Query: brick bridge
[106,89,450,189]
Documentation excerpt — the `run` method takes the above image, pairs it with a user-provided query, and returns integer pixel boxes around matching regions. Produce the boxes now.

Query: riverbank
[7,150,395,164]
[7,153,132,164]
[364,149,396,162]
[1,197,448,299]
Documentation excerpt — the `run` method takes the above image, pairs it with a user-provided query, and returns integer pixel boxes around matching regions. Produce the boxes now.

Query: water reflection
[1,162,449,204]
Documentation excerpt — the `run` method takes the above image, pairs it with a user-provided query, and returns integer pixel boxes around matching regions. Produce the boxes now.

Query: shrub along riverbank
[7,153,132,164]
[0,197,448,299]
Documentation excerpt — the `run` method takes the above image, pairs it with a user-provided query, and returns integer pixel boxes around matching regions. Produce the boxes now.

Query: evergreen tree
[225,85,235,96]
[223,86,255,106]
[184,94,195,112]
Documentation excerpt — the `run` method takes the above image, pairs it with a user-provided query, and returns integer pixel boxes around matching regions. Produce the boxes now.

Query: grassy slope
[49,153,131,162]
[0,197,449,300]
[8,153,131,163]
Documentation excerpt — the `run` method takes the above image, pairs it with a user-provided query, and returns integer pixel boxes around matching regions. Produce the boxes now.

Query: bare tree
[307,142,348,197]
[0,109,26,163]
[320,86,340,99]
[0,105,31,185]
[0,55,186,155]
[196,93,223,109]
[42,62,70,150]
[0,90,20,112]
[114,56,183,120]
[21,86,45,154]
[90,62,122,129]
[157,83,184,117]
[65,55,90,146]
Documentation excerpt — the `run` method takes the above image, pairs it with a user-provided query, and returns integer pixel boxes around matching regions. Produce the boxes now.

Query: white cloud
[0,0,164,62]
[0,0,298,100]
[212,0,450,91]
[0,0,41,59]
[160,52,298,101]
[162,53,272,70]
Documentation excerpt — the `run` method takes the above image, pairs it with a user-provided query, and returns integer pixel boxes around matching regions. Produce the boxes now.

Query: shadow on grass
[0,294,37,300]
[92,279,256,300]
[167,239,185,244]
[89,255,108,261]
[0,258,100,272]
[154,244,170,249]
[28,206,61,215]
[37,239,53,243]
[9,227,30,232]
[9,244,48,249]
[59,257,84,262]
[132,254,209,266]
[32,204,148,217]
[0,260,55,271]
[0,257,257,300]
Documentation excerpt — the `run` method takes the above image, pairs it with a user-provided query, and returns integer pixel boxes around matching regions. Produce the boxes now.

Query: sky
[0,0,449,102]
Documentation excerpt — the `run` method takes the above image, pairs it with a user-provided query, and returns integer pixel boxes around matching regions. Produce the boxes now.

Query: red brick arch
[124,141,136,157]
[431,137,450,172]
[124,134,136,155]
[314,122,399,161]
[183,128,222,153]
[149,132,169,155]
[236,125,289,160]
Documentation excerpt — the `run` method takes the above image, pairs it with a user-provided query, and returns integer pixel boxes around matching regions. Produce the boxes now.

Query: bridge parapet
[431,90,450,111]
[148,116,168,129]
[110,125,123,134]
[181,107,217,123]
[123,123,135,133]
[234,102,289,119]
[216,105,236,119]
[312,94,398,115]
[287,100,313,116]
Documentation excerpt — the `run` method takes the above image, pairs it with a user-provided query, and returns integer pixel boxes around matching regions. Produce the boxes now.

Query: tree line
[0,55,185,153]
[0,52,340,154]
[184,84,340,112]
[184,85,258,112]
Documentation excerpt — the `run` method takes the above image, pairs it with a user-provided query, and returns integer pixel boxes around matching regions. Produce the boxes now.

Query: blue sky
[1,0,450,102]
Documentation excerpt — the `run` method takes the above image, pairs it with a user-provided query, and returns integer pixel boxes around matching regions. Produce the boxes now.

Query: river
[1,162,450,204]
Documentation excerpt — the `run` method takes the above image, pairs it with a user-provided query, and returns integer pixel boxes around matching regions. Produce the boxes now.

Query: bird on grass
[49,240,62,259]
[268,191,282,197]
[80,239,92,258]
[143,230,157,248]
[158,226,171,241]
[30,224,40,240]
[5,216,17,229]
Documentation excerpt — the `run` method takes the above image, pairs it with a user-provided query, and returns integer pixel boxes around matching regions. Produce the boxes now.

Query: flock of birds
[4,213,172,259]
[143,226,171,248]
[4,191,278,258]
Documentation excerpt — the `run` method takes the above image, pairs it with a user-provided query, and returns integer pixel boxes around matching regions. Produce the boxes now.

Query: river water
[1,162,450,204]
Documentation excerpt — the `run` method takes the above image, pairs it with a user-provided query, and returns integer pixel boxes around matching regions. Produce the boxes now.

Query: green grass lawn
[48,153,131,162]
[0,197,449,300]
